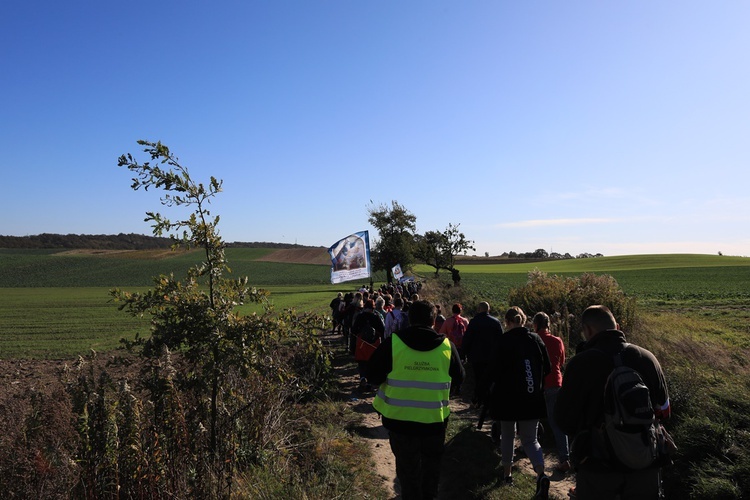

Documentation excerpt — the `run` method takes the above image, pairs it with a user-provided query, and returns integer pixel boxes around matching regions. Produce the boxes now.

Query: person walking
[439,303,469,396]
[329,292,344,334]
[352,299,386,391]
[555,305,671,499]
[384,297,406,339]
[488,306,551,497]
[366,300,465,500]
[439,303,469,358]
[533,312,571,473]
[461,301,503,407]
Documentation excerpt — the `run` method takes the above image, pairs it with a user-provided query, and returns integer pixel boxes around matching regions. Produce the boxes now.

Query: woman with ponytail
[488,306,551,496]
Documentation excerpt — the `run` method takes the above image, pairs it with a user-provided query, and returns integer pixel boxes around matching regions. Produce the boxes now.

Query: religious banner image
[328,231,371,284]
[392,263,403,282]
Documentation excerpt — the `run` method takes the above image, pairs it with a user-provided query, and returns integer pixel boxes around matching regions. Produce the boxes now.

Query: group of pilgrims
[327,281,672,500]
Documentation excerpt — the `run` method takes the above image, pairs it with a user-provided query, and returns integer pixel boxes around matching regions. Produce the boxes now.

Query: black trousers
[388,429,446,500]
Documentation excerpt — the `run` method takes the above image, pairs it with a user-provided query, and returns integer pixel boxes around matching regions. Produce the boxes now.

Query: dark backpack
[602,346,658,470]
[387,310,405,335]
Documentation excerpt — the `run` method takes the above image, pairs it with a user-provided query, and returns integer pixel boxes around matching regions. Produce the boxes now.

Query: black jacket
[352,309,386,341]
[462,312,504,364]
[366,325,465,435]
[488,326,550,421]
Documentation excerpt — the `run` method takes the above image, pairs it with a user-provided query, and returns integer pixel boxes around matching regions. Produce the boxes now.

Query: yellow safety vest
[373,334,452,424]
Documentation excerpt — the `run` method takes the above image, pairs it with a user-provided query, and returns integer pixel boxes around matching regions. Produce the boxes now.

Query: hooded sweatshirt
[366,325,465,435]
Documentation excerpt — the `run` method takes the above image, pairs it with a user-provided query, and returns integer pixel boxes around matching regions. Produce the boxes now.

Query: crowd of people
[327,288,671,500]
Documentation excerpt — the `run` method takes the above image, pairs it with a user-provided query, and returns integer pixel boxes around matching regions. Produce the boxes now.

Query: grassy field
[1,249,749,358]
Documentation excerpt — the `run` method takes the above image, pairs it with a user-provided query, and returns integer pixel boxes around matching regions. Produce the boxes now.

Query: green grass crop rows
[2,250,749,358]
[0,287,150,358]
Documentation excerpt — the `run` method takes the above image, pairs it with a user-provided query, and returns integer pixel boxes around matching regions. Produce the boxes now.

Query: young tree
[367,201,417,283]
[114,141,271,457]
[111,141,331,476]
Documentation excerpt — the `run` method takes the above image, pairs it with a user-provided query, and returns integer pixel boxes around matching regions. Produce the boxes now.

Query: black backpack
[602,345,658,470]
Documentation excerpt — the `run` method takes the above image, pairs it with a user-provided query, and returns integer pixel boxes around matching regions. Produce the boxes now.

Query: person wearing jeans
[534,312,571,472]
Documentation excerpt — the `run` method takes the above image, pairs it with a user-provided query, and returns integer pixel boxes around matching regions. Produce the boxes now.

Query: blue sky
[2,1,749,257]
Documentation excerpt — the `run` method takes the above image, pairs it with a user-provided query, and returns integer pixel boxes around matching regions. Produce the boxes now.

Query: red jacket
[538,329,565,389]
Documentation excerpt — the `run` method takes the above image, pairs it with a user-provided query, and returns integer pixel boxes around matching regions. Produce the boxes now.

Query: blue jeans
[544,387,570,462]
[500,419,544,470]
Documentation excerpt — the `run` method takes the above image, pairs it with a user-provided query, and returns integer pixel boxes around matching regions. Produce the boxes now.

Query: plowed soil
[254,247,330,265]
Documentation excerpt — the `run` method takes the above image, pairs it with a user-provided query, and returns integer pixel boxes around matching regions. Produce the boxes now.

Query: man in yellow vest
[367,300,465,500]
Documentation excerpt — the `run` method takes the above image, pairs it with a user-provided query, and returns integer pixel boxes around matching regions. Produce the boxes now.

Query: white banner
[392,263,403,282]
[328,231,371,284]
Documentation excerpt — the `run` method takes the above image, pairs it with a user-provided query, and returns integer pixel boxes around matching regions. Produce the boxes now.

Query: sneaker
[534,475,550,499]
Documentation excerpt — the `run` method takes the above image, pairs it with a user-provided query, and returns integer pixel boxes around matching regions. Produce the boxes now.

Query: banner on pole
[392,264,403,282]
[328,231,371,284]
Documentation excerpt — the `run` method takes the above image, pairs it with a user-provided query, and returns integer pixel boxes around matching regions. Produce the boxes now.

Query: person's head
[504,306,526,328]
[411,293,420,301]
[393,297,404,309]
[477,301,490,314]
[375,297,385,309]
[364,299,375,310]
[337,292,343,299]
[434,314,446,331]
[532,312,550,333]
[581,305,618,340]
[408,300,437,327]
[452,303,462,315]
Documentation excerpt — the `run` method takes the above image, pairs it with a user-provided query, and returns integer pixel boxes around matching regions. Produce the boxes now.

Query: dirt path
[328,332,575,499]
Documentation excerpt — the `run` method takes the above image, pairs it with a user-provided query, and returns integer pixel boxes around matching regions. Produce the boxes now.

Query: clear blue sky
[2,1,749,257]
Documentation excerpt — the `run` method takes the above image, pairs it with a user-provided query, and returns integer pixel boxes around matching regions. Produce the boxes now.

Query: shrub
[508,270,637,347]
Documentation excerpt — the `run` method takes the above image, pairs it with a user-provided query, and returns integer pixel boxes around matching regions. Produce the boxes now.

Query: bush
[508,270,637,347]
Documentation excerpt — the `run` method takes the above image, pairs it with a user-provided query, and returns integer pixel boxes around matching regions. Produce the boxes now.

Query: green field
[1,249,749,358]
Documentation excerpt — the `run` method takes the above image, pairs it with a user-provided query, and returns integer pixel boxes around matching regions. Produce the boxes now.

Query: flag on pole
[392,264,403,282]
[328,231,371,284]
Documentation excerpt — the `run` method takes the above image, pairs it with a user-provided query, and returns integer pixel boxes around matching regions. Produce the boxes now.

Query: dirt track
[254,247,330,265]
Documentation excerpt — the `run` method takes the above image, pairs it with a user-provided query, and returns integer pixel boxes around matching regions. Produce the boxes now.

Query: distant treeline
[0,233,318,251]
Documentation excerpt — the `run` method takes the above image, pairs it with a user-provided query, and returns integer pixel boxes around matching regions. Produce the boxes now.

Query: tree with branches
[414,223,475,284]
[367,201,417,283]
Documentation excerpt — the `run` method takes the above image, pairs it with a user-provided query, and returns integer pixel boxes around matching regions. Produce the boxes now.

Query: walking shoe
[534,475,550,499]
